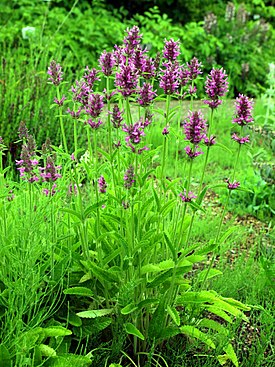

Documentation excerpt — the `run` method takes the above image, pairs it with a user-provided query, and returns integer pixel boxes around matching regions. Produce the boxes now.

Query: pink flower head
[138,83,157,106]
[85,93,104,118]
[83,67,100,89]
[183,110,207,144]
[186,57,203,80]
[231,133,250,144]
[163,38,180,62]
[115,62,139,97]
[123,25,142,55]
[225,179,240,190]
[233,94,254,126]
[47,60,63,86]
[124,165,135,189]
[184,145,204,159]
[204,68,229,109]
[159,61,180,95]
[179,189,197,202]
[99,51,115,76]
[98,175,107,193]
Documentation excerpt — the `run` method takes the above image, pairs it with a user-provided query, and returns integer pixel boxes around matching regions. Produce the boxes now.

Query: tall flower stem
[174,87,184,177]
[106,76,112,156]
[199,108,214,192]
[161,94,171,183]
[56,86,68,153]
[200,135,243,290]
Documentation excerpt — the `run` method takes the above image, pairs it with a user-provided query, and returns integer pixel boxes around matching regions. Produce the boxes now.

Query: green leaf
[218,227,238,245]
[164,232,177,259]
[63,287,93,297]
[196,185,209,206]
[0,345,11,367]
[81,260,119,283]
[125,323,145,340]
[180,325,215,349]
[205,306,233,324]
[60,208,83,221]
[222,297,251,311]
[121,303,138,315]
[77,309,113,318]
[197,269,223,282]
[160,199,177,217]
[141,259,174,274]
[46,353,92,366]
[199,318,228,335]
[167,306,180,326]
[39,344,56,357]
[43,326,72,337]
[218,343,239,367]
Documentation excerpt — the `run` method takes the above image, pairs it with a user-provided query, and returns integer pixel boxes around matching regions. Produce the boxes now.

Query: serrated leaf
[64,287,93,297]
[60,208,83,221]
[206,306,233,323]
[167,306,180,326]
[223,297,250,311]
[199,318,228,335]
[125,323,145,340]
[160,199,177,217]
[39,344,56,357]
[46,353,92,367]
[77,309,113,318]
[43,326,72,337]
[180,326,215,349]
[223,343,239,367]
[121,303,138,315]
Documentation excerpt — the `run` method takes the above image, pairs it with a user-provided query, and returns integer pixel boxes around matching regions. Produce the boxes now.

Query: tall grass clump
[0,26,264,367]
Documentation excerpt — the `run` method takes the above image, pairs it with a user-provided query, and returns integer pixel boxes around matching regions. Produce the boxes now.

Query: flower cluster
[98,175,107,193]
[163,38,180,62]
[99,51,115,76]
[159,61,180,95]
[232,94,254,126]
[115,62,139,97]
[179,190,197,202]
[47,60,63,86]
[124,165,135,189]
[204,68,229,109]
[138,83,157,106]
[183,110,207,159]
[16,135,39,182]
[39,156,62,182]
[110,104,123,128]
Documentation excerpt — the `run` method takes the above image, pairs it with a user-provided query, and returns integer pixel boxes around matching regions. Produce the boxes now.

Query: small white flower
[22,27,36,40]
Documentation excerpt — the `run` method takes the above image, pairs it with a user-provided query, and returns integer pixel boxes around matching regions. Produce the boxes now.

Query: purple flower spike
[123,25,142,54]
[186,57,203,80]
[132,47,147,73]
[87,119,103,129]
[67,107,82,119]
[123,120,145,145]
[98,175,107,193]
[115,62,139,97]
[40,156,62,182]
[54,95,66,107]
[124,165,135,189]
[83,67,100,89]
[162,126,170,135]
[110,104,123,128]
[138,83,157,106]
[183,110,207,144]
[184,145,204,159]
[204,135,216,146]
[225,179,240,190]
[204,68,229,109]
[85,93,104,118]
[142,57,156,79]
[99,51,115,76]
[47,60,63,86]
[233,94,254,126]
[231,133,250,144]
[163,38,180,62]
[179,189,197,202]
[159,61,180,95]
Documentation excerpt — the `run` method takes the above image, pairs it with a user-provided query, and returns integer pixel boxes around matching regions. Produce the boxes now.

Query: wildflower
[232,94,254,126]
[68,183,78,196]
[43,183,57,196]
[86,119,103,129]
[138,83,157,106]
[110,104,123,128]
[225,179,240,190]
[184,145,203,159]
[162,126,169,135]
[132,47,147,73]
[204,68,229,109]
[123,121,145,145]
[186,57,203,80]
[99,51,115,76]
[204,135,216,146]
[159,61,180,95]
[183,110,207,144]
[179,189,197,202]
[42,138,52,155]
[124,165,135,189]
[123,25,142,55]
[47,60,63,86]
[18,121,29,140]
[115,62,139,97]
[16,135,39,182]
[40,156,62,182]
[67,107,82,119]
[225,2,235,22]
[231,133,250,144]
[204,13,217,33]
[163,38,180,62]
[83,67,100,89]
[98,175,107,193]
[85,93,104,118]
[179,66,190,86]
[142,57,156,79]
[54,95,66,107]
[71,80,91,105]
[188,85,197,96]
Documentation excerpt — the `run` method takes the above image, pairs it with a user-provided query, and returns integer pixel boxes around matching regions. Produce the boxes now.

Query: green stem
[56,86,68,153]
[161,94,171,183]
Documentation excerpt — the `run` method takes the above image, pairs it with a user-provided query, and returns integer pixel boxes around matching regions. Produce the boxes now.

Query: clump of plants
[0,26,261,367]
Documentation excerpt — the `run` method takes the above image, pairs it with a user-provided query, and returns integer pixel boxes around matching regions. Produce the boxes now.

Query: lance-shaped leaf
[180,325,215,349]
[125,323,145,340]
[77,309,113,318]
